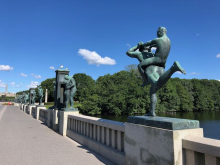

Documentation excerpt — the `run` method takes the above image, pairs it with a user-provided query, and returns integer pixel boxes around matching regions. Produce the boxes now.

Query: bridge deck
[0,104,114,165]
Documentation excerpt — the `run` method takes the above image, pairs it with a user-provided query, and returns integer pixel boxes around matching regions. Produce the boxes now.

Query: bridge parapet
[183,136,220,165]
[67,114,125,165]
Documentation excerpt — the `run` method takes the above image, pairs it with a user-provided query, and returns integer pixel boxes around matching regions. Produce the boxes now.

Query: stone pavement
[0,104,115,165]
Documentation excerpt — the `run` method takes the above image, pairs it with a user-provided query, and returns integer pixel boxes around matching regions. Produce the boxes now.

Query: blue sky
[0,0,219,93]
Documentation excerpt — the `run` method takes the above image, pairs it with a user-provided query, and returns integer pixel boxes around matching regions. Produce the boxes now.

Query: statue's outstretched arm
[126,45,143,62]
[126,45,139,57]
[143,39,157,47]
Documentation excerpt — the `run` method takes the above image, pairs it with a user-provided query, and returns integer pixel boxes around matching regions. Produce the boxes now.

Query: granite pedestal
[28,105,35,115]
[125,116,203,165]
[35,105,46,120]
[59,109,79,136]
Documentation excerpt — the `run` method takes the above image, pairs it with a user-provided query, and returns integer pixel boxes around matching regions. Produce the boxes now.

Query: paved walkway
[0,104,114,165]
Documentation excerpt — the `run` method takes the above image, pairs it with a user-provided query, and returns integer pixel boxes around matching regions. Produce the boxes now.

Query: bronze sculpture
[126,27,186,116]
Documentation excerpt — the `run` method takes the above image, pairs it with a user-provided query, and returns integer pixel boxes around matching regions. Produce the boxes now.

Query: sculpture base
[127,116,200,130]
[61,107,78,112]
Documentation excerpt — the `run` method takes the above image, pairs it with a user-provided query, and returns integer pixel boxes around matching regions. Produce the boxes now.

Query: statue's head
[157,27,167,37]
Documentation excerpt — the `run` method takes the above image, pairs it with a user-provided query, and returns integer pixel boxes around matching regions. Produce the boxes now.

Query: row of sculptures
[15,27,185,116]
[15,85,44,105]
[15,75,77,110]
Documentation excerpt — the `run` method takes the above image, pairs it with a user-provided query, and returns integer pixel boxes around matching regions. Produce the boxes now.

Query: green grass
[45,102,81,109]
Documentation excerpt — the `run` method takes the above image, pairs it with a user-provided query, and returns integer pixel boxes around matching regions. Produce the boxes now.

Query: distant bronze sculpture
[63,75,77,109]
[25,93,29,104]
[22,92,26,104]
[126,27,186,116]
[32,90,36,104]
[37,85,43,105]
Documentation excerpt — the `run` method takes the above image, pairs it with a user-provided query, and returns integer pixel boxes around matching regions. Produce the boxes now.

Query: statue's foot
[145,112,156,117]
[173,61,186,74]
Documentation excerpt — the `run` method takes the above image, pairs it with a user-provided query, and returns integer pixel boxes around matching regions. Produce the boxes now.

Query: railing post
[205,154,216,165]
[106,128,110,146]
[90,124,93,138]
[117,130,121,151]
[80,121,83,134]
[101,127,105,144]
[111,130,116,149]
[86,123,89,137]
[97,125,100,142]
[93,125,96,140]
[184,149,195,165]
[83,121,86,136]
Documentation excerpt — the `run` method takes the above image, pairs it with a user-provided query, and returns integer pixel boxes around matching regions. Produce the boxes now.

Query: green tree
[73,73,95,102]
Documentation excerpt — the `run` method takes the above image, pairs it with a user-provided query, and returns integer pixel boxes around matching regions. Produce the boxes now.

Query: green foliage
[41,78,56,102]
[16,65,220,115]
[73,73,95,102]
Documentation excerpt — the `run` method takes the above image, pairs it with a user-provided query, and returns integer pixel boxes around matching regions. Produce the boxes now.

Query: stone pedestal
[125,116,203,165]
[28,105,35,115]
[59,110,79,136]
[52,110,59,131]
[35,105,46,120]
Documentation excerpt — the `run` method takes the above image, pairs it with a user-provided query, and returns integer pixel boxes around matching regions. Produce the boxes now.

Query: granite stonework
[35,105,46,120]
[125,116,203,165]
[127,116,200,130]
[59,110,79,136]
[28,105,35,115]
[52,110,59,131]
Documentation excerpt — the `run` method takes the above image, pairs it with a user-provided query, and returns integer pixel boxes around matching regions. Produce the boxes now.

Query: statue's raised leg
[156,61,186,91]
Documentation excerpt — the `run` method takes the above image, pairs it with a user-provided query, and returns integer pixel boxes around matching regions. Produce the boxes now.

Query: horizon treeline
[16,66,220,115]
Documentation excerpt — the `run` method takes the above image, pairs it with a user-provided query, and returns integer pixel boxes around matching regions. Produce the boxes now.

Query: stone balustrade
[183,136,220,165]
[66,114,125,165]
[16,103,220,165]
[39,109,48,123]
[31,107,36,117]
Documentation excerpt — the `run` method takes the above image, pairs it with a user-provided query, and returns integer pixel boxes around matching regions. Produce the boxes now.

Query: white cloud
[126,44,131,48]
[16,85,19,87]
[0,65,13,71]
[78,49,116,66]
[31,73,41,79]
[26,81,39,88]
[10,82,15,87]
[49,66,55,70]
[188,72,200,75]
[0,80,6,88]
[216,54,220,58]
[20,73,27,77]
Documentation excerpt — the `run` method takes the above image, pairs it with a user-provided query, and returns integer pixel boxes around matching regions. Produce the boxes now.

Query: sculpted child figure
[126,27,186,116]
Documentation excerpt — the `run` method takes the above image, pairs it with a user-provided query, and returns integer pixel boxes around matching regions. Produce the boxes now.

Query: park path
[0,104,114,165]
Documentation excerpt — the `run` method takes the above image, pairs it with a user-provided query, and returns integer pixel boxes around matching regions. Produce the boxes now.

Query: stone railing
[66,114,125,165]
[39,109,48,122]
[183,136,220,165]
[39,109,50,127]
[31,107,36,118]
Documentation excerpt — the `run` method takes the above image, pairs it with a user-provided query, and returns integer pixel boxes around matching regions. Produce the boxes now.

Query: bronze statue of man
[32,90,36,104]
[37,85,43,105]
[126,27,186,116]
[63,75,77,109]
